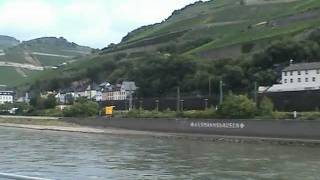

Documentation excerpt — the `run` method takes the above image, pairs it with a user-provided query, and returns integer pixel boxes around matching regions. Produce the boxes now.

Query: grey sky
[0,0,199,48]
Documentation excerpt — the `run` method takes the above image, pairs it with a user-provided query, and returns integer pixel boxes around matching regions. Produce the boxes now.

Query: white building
[104,89,128,101]
[0,91,14,104]
[103,81,137,101]
[260,62,320,92]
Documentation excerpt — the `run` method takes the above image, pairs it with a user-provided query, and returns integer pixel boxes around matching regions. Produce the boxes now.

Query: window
[298,71,301,75]
[284,79,287,83]
[305,70,309,75]
[284,72,287,76]
[313,77,316,82]
[290,79,293,83]
[317,69,320,74]
[306,78,309,82]
[298,78,301,82]
[290,71,293,76]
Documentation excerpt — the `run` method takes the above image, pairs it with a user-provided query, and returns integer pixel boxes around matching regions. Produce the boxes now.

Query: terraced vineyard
[104,0,320,59]
[0,36,92,86]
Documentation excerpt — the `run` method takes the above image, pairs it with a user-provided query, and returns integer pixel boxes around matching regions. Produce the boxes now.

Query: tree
[259,96,274,116]
[44,94,57,109]
[223,65,246,92]
[30,95,57,110]
[218,94,256,118]
[63,100,99,117]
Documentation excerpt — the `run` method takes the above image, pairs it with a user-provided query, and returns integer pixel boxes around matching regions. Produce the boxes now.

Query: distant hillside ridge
[22,37,92,54]
[0,35,20,49]
[0,36,93,86]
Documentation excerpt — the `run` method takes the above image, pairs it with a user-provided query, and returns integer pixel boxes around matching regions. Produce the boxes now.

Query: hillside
[0,35,19,49]
[0,36,92,86]
[17,0,320,97]
[103,0,320,59]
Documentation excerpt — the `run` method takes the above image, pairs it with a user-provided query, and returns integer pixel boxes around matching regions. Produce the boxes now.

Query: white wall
[0,95,13,104]
[281,69,320,89]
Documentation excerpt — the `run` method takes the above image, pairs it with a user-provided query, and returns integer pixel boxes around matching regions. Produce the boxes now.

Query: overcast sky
[0,0,199,48]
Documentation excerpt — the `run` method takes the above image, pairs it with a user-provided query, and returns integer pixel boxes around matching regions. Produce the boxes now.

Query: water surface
[0,127,319,179]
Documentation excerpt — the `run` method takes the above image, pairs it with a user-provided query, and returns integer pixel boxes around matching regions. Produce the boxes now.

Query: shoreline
[1,122,320,147]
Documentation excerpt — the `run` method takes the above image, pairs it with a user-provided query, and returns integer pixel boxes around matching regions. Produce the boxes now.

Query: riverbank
[0,115,75,126]
[1,116,320,147]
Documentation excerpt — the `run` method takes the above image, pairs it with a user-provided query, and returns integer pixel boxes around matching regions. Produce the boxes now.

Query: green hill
[17,0,320,96]
[104,0,320,59]
[0,36,92,86]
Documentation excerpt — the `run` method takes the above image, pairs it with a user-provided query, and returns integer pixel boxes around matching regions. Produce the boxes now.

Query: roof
[283,62,320,72]
[121,81,137,91]
[0,91,14,95]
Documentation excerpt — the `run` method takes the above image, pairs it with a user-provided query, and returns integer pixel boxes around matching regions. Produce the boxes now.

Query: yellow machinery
[104,106,115,117]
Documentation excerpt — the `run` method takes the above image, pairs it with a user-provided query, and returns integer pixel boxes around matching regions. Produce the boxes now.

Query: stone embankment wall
[62,118,320,140]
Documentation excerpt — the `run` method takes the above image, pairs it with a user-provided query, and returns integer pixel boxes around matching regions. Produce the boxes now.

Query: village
[0,81,137,115]
[2,61,320,116]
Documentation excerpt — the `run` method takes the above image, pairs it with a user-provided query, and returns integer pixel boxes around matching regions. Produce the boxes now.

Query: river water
[0,127,320,180]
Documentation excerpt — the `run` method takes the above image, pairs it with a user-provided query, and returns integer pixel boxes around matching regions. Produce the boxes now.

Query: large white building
[0,91,14,104]
[103,81,137,101]
[260,62,320,92]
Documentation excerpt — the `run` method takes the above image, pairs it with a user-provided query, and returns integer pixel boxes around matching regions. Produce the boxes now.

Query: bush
[299,112,320,120]
[182,108,217,119]
[36,108,64,117]
[259,97,274,116]
[241,42,255,53]
[119,109,176,118]
[271,111,292,119]
[30,95,57,110]
[218,94,256,118]
[0,102,33,115]
[63,101,99,117]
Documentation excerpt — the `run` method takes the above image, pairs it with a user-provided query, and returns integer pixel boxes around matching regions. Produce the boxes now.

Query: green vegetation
[16,0,320,98]
[118,109,177,118]
[218,94,257,118]
[259,97,274,116]
[63,99,99,117]
[0,67,25,86]
[117,0,320,57]
[0,37,92,86]
[30,95,57,110]
[0,102,32,115]
[22,28,320,98]
[33,55,70,66]
[34,108,64,117]
[115,94,273,119]
[0,117,76,126]
[4,0,320,119]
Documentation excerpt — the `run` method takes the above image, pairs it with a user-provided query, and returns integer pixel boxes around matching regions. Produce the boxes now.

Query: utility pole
[128,84,133,111]
[176,86,180,112]
[180,100,184,112]
[204,99,208,110]
[208,77,212,97]
[155,99,159,112]
[219,80,223,105]
[254,81,258,105]
[129,90,133,111]
[139,100,143,111]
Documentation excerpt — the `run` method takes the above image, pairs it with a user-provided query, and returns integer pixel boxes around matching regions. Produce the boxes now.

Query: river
[0,127,319,180]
